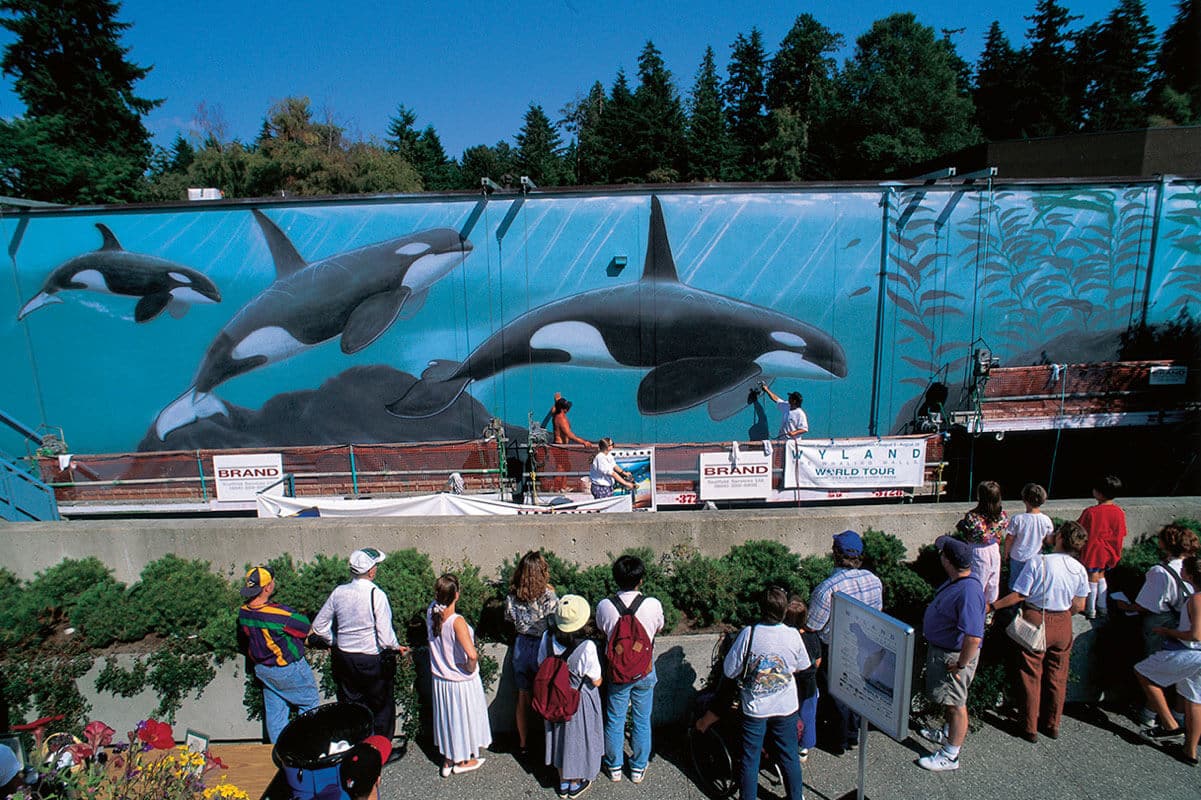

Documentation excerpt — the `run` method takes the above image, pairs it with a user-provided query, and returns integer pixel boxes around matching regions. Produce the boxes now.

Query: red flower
[66,742,95,763]
[206,754,228,770]
[136,719,175,750]
[83,721,115,750]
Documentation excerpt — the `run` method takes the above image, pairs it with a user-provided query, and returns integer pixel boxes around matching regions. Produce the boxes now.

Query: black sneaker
[568,779,592,799]
[1141,724,1184,740]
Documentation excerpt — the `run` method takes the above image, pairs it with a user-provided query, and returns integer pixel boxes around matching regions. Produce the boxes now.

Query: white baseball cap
[349,547,386,574]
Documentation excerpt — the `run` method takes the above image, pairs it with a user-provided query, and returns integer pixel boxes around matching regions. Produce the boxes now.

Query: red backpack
[606,594,653,684]
[531,644,581,723]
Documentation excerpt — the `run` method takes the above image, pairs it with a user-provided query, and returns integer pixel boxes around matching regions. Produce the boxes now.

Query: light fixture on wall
[607,255,628,276]
[480,177,501,195]
[520,176,537,193]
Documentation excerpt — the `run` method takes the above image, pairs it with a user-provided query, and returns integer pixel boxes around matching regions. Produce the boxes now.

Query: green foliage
[145,642,217,723]
[132,554,239,637]
[515,103,567,186]
[94,656,148,698]
[1,645,94,732]
[70,580,144,647]
[667,551,739,627]
[28,557,115,611]
[375,549,438,644]
[723,540,805,623]
[723,29,770,180]
[273,553,348,620]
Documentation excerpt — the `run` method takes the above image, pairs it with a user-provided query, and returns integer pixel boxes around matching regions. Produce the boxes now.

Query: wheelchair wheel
[688,726,737,800]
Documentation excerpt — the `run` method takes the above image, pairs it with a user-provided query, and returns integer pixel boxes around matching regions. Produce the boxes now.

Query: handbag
[1006,556,1048,653]
[371,588,399,679]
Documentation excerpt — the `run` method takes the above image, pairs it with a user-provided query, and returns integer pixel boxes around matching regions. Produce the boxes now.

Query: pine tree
[1150,0,1201,124]
[384,104,459,190]
[686,46,730,181]
[834,12,980,178]
[764,14,842,180]
[460,141,516,188]
[597,70,640,183]
[0,0,160,202]
[973,21,1023,140]
[724,29,770,180]
[1015,0,1083,137]
[562,82,609,184]
[515,103,565,186]
[1077,0,1157,131]
[632,40,687,182]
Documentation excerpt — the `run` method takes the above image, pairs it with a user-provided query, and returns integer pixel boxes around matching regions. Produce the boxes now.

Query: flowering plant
[11,718,248,800]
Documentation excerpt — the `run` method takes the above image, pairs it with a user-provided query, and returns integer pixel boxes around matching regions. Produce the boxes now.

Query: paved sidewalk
[379,705,1197,800]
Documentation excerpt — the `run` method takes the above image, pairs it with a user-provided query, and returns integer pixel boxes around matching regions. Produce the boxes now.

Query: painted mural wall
[1,179,1198,455]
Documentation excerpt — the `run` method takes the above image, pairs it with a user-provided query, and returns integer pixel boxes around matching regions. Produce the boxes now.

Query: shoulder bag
[1006,556,1048,653]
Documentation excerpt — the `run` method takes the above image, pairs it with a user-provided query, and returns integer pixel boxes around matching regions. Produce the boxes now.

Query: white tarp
[256,492,633,518]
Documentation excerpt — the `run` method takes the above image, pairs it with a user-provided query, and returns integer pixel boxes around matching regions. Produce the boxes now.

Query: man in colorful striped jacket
[237,565,321,742]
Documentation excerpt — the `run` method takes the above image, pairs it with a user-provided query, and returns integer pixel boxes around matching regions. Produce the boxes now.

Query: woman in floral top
[956,480,1009,604]
[504,550,558,759]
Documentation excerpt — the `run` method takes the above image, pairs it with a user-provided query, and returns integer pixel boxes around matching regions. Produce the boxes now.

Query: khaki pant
[1015,607,1074,735]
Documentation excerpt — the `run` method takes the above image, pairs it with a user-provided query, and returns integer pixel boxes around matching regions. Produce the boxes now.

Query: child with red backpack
[596,554,665,784]
[536,594,603,799]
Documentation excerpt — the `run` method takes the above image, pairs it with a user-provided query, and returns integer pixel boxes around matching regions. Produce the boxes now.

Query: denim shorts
[513,634,541,691]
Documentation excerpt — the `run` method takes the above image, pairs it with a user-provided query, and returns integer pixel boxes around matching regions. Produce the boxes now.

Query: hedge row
[1,523,1189,737]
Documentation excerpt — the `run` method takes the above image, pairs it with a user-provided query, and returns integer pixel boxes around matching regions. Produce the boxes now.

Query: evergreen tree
[460,141,516,188]
[632,40,687,182]
[515,103,565,186]
[834,13,980,178]
[973,21,1023,140]
[686,46,730,181]
[384,103,459,190]
[724,29,770,180]
[596,70,640,183]
[1150,0,1201,124]
[1077,0,1157,131]
[764,14,842,179]
[0,0,160,202]
[562,82,609,184]
[1015,0,1083,137]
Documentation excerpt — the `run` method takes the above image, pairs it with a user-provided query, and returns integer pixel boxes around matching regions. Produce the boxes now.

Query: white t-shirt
[1007,512,1053,563]
[722,623,809,718]
[589,452,618,487]
[596,591,665,644]
[776,401,808,438]
[1011,553,1089,612]
[1135,559,1195,614]
[537,632,602,682]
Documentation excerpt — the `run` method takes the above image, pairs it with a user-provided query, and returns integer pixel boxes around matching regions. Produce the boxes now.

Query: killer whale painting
[386,196,847,421]
[16,223,221,322]
[153,210,474,440]
[0,180,1197,456]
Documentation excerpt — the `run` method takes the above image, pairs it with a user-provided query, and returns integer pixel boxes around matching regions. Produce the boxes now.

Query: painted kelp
[1,181,1197,454]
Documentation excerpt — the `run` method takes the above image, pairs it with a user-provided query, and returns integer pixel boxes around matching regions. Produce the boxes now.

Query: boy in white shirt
[1004,483,1053,587]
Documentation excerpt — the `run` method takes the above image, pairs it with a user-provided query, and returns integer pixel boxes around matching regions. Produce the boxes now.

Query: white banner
[256,492,632,518]
[783,437,927,489]
[213,453,284,502]
[698,448,773,500]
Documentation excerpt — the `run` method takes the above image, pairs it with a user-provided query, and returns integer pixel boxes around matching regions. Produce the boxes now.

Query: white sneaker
[798,748,809,763]
[605,768,622,783]
[630,767,646,784]
[919,726,947,746]
[918,750,960,772]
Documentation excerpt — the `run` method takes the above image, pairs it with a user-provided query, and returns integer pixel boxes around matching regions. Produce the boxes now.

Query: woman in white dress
[427,573,492,777]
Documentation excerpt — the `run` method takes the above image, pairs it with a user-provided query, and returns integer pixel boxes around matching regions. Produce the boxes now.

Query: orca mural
[1,180,1197,455]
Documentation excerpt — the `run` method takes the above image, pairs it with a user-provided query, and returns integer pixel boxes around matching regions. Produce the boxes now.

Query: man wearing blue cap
[804,530,884,755]
[916,536,986,772]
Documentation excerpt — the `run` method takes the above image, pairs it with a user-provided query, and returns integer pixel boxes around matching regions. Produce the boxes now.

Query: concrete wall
[2,497,1198,583]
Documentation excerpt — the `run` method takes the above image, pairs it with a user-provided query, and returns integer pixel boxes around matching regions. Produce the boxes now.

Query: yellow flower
[203,784,250,800]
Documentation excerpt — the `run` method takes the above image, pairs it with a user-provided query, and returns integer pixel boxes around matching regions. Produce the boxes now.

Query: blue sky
[0,0,1182,159]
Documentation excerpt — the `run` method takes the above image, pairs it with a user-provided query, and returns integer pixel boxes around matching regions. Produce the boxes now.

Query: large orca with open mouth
[154,210,473,440]
[387,195,847,421]
[16,224,221,322]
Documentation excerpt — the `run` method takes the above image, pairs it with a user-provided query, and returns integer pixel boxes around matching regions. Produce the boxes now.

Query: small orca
[387,195,847,421]
[153,210,473,440]
[16,223,221,322]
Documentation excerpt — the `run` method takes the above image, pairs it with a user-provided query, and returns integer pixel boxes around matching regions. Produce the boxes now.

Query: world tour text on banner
[783,438,927,490]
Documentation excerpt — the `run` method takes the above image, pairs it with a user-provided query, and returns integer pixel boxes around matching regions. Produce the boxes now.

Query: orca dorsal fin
[95,223,123,251]
[251,209,308,279]
[641,196,679,283]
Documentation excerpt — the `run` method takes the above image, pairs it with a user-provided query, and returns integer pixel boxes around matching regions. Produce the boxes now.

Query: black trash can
[272,703,373,800]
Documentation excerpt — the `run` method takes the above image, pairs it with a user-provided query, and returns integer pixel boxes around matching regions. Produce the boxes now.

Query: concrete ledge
[2,497,1198,583]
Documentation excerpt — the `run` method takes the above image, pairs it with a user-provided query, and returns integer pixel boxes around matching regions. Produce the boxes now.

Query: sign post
[828,592,915,800]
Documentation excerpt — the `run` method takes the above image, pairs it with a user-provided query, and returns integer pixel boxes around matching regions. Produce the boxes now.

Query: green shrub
[1108,534,1162,597]
[198,605,240,660]
[274,553,348,620]
[376,549,438,644]
[70,581,145,647]
[2,644,94,733]
[27,557,115,612]
[861,529,907,575]
[131,555,239,637]
[880,566,935,627]
[668,551,739,627]
[795,555,834,598]
[95,656,148,697]
[0,585,54,648]
[722,541,805,624]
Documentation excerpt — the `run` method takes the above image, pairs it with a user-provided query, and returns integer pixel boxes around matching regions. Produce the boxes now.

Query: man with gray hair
[311,547,407,739]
